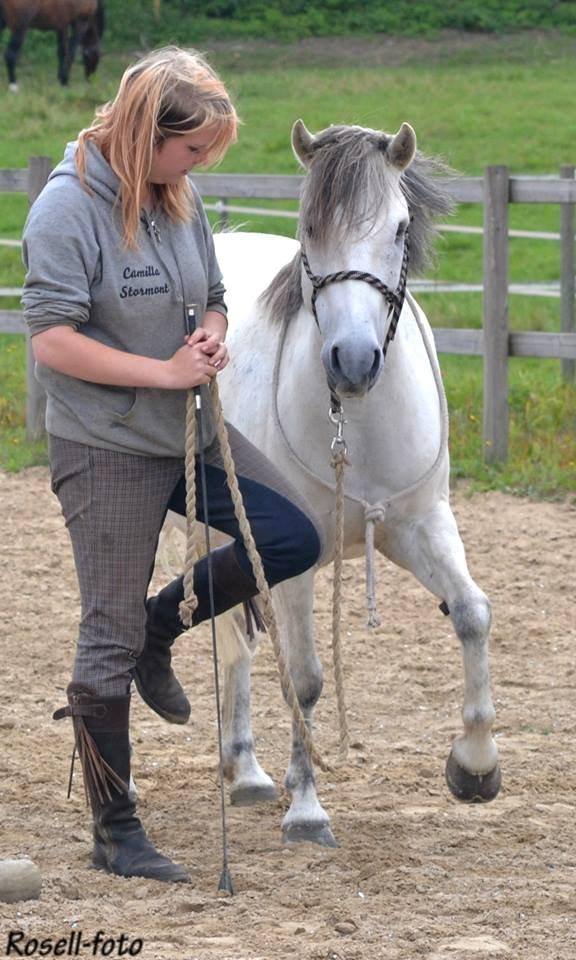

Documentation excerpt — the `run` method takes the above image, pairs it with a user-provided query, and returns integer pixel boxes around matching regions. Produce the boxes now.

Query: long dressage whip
[180,303,234,897]
[177,308,330,889]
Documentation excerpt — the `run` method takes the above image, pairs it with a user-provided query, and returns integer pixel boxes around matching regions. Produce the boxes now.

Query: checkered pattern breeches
[49,424,322,695]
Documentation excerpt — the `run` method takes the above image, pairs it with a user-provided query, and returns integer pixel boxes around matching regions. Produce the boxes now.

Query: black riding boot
[134,544,259,724]
[54,683,190,883]
[134,577,191,725]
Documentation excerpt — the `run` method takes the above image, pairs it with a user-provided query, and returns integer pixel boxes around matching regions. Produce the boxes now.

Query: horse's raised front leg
[218,606,277,806]
[5,27,26,92]
[380,498,501,803]
[272,570,337,847]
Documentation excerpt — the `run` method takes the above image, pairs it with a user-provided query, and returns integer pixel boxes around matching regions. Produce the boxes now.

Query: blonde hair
[76,46,238,248]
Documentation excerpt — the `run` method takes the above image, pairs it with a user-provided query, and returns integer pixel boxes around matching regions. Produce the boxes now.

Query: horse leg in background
[67,22,80,73]
[5,26,27,92]
[272,570,337,848]
[56,28,72,85]
[378,499,501,802]
[218,605,277,805]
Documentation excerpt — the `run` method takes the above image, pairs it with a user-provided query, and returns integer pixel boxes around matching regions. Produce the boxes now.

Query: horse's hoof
[445,751,502,803]
[230,783,278,806]
[9,83,19,94]
[283,822,338,847]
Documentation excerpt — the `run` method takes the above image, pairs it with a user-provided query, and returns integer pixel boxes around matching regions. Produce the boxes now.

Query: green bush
[96,0,576,46]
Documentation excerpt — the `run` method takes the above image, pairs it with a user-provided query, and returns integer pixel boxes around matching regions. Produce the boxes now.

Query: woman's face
[148,126,219,184]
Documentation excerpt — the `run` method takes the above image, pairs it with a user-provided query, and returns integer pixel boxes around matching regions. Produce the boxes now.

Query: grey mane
[260,124,456,324]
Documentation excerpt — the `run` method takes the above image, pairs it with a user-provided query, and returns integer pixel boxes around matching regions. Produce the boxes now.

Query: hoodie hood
[48,140,121,206]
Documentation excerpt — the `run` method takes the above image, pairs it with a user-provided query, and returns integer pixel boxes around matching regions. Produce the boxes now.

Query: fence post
[482,165,509,464]
[25,156,52,442]
[215,197,230,231]
[560,164,575,383]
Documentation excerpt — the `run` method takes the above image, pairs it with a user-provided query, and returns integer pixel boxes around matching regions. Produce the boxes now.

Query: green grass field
[1,33,575,493]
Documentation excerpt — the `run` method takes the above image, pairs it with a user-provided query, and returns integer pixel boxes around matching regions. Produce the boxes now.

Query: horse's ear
[387,122,417,171]
[292,119,316,167]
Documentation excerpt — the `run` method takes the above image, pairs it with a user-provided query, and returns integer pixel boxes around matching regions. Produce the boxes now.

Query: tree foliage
[102,0,576,46]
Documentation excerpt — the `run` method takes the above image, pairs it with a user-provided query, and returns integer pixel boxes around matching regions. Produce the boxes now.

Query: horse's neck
[275,298,447,503]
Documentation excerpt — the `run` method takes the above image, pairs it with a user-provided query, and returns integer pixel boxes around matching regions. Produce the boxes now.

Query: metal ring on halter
[328,406,346,425]
[328,405,348,454]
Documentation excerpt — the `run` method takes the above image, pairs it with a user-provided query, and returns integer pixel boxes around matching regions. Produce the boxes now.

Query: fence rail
[1,159,575,460]
[0,157,52,441]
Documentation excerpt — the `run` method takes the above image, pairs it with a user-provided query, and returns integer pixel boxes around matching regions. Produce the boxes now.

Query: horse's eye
[305,224,314,239]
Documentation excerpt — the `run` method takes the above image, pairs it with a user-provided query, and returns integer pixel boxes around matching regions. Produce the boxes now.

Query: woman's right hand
[164,335,218,389]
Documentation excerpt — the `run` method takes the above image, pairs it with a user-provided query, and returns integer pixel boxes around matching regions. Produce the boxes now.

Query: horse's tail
[95,0,105,38]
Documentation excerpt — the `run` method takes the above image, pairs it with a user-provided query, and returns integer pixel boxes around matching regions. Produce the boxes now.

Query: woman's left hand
[206,334,229,371]
[185,330,229,372]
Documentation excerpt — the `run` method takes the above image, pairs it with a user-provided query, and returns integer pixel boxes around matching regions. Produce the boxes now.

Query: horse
[0,0,104,91]
[173,118,502,848]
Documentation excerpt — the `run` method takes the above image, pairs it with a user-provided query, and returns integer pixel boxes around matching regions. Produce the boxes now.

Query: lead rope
[272,290,449,754]
[272,293,448,624]
[330,431,351,760]
[180,378,329,774]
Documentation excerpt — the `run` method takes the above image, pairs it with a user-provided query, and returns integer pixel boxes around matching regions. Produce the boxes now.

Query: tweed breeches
[49,424,321,695]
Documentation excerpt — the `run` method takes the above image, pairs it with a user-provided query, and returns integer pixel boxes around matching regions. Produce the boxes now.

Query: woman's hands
[164,327,229,389]
[30,311,230,391]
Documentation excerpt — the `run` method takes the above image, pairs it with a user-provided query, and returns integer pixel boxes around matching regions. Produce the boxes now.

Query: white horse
[188,119,501,847]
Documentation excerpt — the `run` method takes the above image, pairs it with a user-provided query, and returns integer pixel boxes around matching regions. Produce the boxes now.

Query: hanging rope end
[178,597,197,629]
[367,606,381,629]
[364,506,386,630]
[317,755,334,774]
[337,734,350,763]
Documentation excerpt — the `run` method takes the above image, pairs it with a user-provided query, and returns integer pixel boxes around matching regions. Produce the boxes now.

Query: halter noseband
[300,227,411,365]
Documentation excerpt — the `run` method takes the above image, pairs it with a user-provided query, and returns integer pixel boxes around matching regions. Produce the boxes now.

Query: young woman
[22,47,321,883]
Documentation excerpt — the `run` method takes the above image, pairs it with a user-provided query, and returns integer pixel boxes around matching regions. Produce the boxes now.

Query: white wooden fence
[1,159,576,462]
[0,157,52,442]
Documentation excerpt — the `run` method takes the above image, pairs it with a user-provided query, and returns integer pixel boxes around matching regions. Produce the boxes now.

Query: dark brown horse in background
[0,0,104,91]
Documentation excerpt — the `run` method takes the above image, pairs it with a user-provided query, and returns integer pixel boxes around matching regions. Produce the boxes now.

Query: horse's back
[1,0,96,29]
[0,0,41,28]
[215,231,298,323]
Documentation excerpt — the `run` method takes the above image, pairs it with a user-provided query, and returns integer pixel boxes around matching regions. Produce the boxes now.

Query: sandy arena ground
[1,466,575,959]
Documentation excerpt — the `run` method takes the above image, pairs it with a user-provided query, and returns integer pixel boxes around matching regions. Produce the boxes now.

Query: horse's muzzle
[323,343,383,397]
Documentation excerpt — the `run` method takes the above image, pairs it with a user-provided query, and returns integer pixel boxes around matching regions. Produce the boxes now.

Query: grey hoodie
[22,141,227,457]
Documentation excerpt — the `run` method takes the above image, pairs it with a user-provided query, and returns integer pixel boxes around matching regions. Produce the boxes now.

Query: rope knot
[330,448,351,470]
[178,595,198,629]
[364,505,387,526]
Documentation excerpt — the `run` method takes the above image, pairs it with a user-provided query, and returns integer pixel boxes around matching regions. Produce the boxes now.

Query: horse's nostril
[370,349,381,379]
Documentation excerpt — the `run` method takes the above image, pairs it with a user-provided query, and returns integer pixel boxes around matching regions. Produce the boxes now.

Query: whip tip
[217,865,234,897]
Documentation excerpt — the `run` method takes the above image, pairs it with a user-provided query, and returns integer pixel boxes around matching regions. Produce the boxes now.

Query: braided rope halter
[300,224,411,414]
